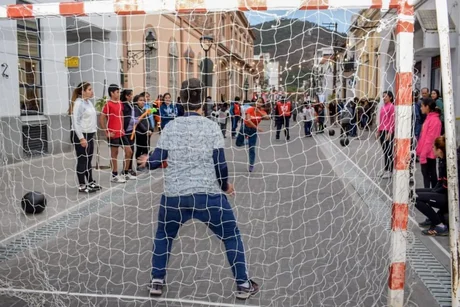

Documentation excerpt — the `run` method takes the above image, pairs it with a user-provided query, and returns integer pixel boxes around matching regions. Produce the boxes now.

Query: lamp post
[200,35,214,97]
[244,77,249,102]
[127,31,156,68]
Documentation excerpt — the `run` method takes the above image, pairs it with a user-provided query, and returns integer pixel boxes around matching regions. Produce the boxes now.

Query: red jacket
[416,112,441,164]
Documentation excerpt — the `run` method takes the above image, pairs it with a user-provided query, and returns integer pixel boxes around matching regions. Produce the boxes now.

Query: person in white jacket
[302,103,315,137]
[69,81,101,193]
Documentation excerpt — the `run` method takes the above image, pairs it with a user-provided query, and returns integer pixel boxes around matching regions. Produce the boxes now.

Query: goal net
[0,1,438,306]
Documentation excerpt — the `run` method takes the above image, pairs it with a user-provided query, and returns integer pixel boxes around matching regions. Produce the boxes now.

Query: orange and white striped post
[388,2,415,307]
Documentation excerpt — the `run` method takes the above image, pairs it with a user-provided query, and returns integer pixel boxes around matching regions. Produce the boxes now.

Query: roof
[416,10,456,31]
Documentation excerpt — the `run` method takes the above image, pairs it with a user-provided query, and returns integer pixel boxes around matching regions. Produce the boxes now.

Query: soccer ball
[21,191,47,214]
[340,137,350,147]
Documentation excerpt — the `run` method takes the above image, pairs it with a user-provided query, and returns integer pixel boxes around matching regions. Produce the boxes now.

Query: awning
[66,17,111,41]
[416,10,456,31]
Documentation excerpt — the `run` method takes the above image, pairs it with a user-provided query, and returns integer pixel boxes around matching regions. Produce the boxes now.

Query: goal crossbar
[0,0,405,19]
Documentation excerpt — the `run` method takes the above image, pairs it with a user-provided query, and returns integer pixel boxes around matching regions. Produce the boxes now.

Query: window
[17,18,42,115]
[145,29,158,99]
[184,47,195,80]
[168,39,179,101]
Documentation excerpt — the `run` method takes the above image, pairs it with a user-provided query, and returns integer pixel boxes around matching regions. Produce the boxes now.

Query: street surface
[0,120,449,306]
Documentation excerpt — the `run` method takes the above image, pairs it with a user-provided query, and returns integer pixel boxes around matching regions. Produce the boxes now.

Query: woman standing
[70,82,101,193]
[159,92,178,130]
[431,89,444,133]
[416,98,442,188]
[236,97,270,172]
[415,136,449,236]
[376,91,395,179]
[133,94,152,172]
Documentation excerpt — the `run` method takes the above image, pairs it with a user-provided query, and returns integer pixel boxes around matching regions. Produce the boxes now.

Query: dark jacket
[433,158,447,194]
[122,101,135,133]
[159,103,178,129]
[134,104,151,134]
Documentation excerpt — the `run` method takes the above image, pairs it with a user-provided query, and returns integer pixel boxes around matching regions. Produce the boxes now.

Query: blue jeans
[243,125,258,166]
[151,194,249,284]
[304,121,312,136]
[231,116,241,137]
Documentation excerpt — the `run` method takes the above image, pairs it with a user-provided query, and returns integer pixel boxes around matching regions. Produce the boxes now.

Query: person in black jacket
[133,94,152,172]
[415,136,449,236]
[121,89,137,179]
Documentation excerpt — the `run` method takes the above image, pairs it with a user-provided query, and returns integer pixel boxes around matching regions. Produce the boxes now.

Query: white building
[0,0,122,163]
[266,60,280,91]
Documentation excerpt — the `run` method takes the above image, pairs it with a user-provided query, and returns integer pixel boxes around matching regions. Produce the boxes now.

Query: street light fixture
[244,77,249,102]
[127,31,156,68]
[200,35,214,97]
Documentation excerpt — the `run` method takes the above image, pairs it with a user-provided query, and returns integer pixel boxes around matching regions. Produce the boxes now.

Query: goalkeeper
[137,78,259,300]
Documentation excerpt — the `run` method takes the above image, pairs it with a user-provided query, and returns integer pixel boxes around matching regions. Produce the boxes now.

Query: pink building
[122,12,255,102]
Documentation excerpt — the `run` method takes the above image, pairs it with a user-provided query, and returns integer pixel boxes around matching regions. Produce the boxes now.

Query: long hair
[120,89,133,102]
[434,136,446,156]
[69,81,91,115]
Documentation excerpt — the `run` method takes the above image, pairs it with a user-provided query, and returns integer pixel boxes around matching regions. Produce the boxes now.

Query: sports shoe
[124,171,137,180]
[111,175,127,183]
[422,224,449,236]
[236,279,260,300]
[381,171,392,179]
[418,218,432,228]
[78,185,96,193]
[377,170,385,178]
[88,182,102,191]
[148,280,164,296]
[249,165,254,173]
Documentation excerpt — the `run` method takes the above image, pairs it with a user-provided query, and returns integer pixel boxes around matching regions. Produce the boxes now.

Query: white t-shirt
[72,98,97,139]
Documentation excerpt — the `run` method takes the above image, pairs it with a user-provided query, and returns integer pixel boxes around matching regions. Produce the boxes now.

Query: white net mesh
[0,4,440,307]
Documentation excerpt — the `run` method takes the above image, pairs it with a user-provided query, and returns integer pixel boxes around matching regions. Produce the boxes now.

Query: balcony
[342,59,355,73]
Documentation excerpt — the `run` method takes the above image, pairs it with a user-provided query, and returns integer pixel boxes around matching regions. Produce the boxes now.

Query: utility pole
[323,22,338,98]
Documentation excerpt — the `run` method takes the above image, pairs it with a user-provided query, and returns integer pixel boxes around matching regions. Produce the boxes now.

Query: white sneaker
[381,171,392,179]
[111,175,127,183]
[124,173,137,180]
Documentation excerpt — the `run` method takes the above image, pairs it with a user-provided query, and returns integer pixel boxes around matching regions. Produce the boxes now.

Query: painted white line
[0,288,260,307]
[316,134,451,259]
[0,175,163,246]
[232,172,338,178]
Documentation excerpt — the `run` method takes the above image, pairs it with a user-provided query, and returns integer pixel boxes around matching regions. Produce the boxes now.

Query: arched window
[184,47,195,80]
[168,39,179,100]
[145,29,158,99]
[197,52,202,81]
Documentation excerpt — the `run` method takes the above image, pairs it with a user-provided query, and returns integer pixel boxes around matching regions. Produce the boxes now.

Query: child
[317,105,325,133]
[133,94,153,172]
[137,78,259,299]
[217,103,230,138]
[100,84,133,183]
[302,103,315,137]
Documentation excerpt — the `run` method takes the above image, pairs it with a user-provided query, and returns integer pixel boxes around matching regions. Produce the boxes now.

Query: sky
[245,9,357,33]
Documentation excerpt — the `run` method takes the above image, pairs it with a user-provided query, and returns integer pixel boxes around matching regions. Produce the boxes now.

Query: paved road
[0,120,445,306]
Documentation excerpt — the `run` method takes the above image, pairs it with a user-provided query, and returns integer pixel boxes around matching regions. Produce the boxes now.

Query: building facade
[0,0,122,163]
[123,11,255,103]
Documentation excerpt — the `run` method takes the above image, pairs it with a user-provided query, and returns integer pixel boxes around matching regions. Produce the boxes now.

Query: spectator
[339,101,354,138]
[205,96,214,118]
[216,103,230,138]
[431,89,444,133]
[137,78,260,299]
[415,136,449,236]
[154,95,163,132]
[121,89,138,179]
[302,103,315,137]
[176,96,184,117]
[376,91,395,179]
[159,93,178,130]
[328,99,337,126]
[292,100,298,122]
[69,81,101,193]
[317,105,325,133]
[230,96,242,138]
[140,91,158,151]
[416,98,442,188]
[360,98,371,130]
[275,96,292,141]
[413,90,424,141]
[133,94,152,172]
[100,84,133,183]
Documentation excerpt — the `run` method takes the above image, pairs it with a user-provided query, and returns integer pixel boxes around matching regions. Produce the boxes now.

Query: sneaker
[78,185,96,193]
[377,170,385,178]
[249,165,254,173]
[111,175,127,183]
[148,280,164,296]
[88,182,102,191]
[422,224,449,236]
[236,279,260,300]
[381,171,392,179]
[418,218,432,228]
[124,171,137,180]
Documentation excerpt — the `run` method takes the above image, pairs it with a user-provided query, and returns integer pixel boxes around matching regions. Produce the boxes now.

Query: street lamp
[200,35,214,97]
[244,77,249,102]
[127,31,156,68]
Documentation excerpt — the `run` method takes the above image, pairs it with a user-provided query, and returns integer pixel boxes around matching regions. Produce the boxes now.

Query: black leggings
[73,132,95,186]
[136,132,149,159]
[276,116,290,139]
[379,131,394,172]
[421,158,437,188]
[414,188,448,225]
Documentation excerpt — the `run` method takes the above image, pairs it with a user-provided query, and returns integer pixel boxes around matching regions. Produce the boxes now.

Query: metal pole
[387,3,414,306]
[435,0,460,305]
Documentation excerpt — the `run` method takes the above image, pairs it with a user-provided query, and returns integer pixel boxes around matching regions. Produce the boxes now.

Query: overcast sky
[245,9,357,33]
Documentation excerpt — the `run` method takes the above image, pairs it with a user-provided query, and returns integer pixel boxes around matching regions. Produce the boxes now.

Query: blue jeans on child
[304,121,312,136]
[231,116,241,137]
[243,125,258,166]
[151,194,249,284]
